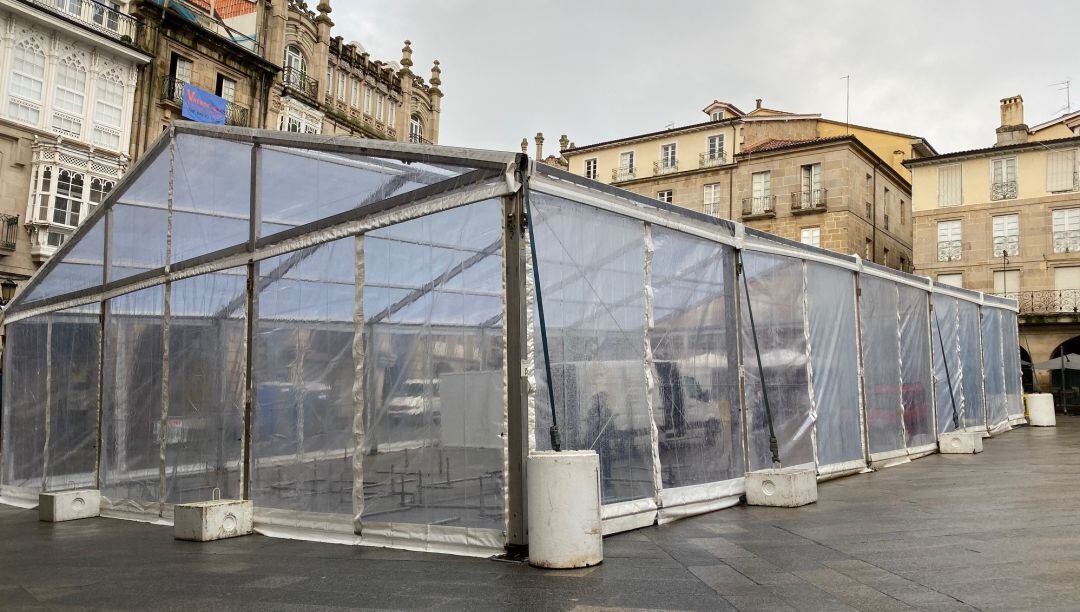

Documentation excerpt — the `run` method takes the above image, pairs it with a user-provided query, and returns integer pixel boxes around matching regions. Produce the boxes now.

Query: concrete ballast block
[938,431,983,454]
[1027,393,1056,427]
[745,467,818,507]
[39,490,101,522]
[174,500,253,542]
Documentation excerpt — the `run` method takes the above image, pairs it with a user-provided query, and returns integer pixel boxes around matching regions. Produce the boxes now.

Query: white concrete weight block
[527,451,602,569]
[746,468,818,507]
[938,431,983,454]
[174,500,253,542]
[1027,393,1056,427]
[39,490,101,522]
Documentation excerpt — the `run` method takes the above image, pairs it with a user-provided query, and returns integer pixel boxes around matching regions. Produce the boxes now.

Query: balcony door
[801,163,821,205]
[752,171,771,213]
[993,269,1020,295]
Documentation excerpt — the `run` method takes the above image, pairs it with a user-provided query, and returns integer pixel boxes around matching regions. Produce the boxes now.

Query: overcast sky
[334,1,1079,155]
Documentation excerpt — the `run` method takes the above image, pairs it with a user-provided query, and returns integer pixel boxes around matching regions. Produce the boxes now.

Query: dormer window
[711,110,725,121]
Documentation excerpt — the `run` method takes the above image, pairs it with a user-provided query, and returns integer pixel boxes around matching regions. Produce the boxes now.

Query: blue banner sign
[181,83,227,125]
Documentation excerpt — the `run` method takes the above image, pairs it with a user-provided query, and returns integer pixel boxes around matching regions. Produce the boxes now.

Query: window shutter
[1047,149,1077,192]
[938,164,961,206]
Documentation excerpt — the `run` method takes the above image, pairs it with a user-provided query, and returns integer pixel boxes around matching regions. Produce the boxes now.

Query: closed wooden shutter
[938,164,962,206]
[1047,149,1077,192]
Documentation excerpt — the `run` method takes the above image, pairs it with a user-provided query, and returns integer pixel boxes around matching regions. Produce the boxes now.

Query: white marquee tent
[0,123,1025,556]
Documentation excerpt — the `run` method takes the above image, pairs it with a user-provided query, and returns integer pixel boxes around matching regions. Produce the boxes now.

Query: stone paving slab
[2,418,1080,610]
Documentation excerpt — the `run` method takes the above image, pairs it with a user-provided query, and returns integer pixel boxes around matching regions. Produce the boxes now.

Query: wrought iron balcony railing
[937,240,962,262]
[282,67,318,99]
[791,188,828,213]
[408,134,433,145]
[1053,230,1080,254]
[0,214,18,252]
[162,76,250,127]
[741,195,776,218]
[653,159,679,176]
[700,150,726,168]
[991,180,1018,201]
[612,167,636,182]
[23,0,139,42]
[992,290,1080,314]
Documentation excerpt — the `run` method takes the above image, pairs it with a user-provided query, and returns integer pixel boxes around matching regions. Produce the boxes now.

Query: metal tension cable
[737,251,781,467]
[932,306,962,431]
[523,189,562,452]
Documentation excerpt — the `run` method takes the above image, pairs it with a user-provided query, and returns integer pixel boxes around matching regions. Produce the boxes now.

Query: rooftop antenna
[1050,80,1072,115]
[841,75,851,134]
[664,121,675,130]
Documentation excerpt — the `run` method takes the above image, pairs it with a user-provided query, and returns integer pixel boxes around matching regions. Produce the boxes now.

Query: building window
[884,214,890,230]
[865,201,872,219]
[992,213,1019,257]
[284,45,307,76]
[1053,208,1080,253]
[657,190,673,203]
[388,102,396,127]
[883,247,890,267]
[900,199,907,225]
[363,86,373,115]
[215,75,236,103]
[751,171,772,213]
[409,114,424,143]
[584,158,598,180]
[336,70,346,101]
[899,256,908,272]
[91,0,120,31]
[800,227,820,248]
[92,77,123,150]
[660,143,677,169]
[865,173,872,203]
[711,110,725,121]
[991,157,1018,200]
[88,177,113,213]
[799,163,822,206]
[619,151,635,173]
[703,134,725,165]
[703,183,721,216]
[994,269,1019,295]
[1047,149,1078,193]
[350,79,360,107]
[52,59,87,137]
[8,41,46,125]
[376,93,385,122]
[170,53,193,83]
[937,219,962,262]
[937,273,963,288]
[52,169,84,227]
[865,238,872,260]
[938,164,962,206]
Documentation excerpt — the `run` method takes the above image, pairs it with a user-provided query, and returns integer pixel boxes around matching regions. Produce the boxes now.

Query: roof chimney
[559,134,569,152]
[996,95,1029,146]
[755,98,762,110]
[534,132,544,160]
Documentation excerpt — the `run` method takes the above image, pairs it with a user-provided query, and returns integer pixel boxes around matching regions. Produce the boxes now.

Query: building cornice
[563,117,741,156]
[904,134,1080,168]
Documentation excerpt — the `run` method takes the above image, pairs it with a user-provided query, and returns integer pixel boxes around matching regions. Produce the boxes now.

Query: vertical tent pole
[933,306,961,431]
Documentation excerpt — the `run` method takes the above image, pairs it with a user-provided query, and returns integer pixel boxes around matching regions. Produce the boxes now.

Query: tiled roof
[739,136,851,155]
[903,134,1080,167]
[190,0,257,19]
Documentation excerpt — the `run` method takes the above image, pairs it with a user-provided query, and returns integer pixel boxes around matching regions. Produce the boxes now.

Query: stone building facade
[263,0,441,143]
[0,0,150,293]
[907,95,1080,392]
[561,100,926,270]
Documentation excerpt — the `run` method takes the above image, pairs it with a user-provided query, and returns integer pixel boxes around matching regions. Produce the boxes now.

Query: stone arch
[1050,336,1080,412]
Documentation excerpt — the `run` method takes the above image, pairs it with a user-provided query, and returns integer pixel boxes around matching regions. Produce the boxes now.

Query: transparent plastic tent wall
[0,124,1024,556]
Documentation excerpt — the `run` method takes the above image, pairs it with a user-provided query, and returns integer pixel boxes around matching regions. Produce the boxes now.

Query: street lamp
[1001,249,1010,296]
[0,279,17,307]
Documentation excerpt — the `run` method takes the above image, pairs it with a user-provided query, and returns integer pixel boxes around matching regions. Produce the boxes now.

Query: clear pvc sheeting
[251,238,356,516]
[740,252,815,471]
[860,276,906,460]
[982,308,1009,431]
[649,226,743,491]
[931,294,965,433]
[897,286,935,450]
[957,300,986,431]
[165,270,248,504]
[1002,311,1025,421]
[0,123,1027,556]
[805,263,863,472]
[44,304,101,492]
[100,286,166,511]
[361,198,505,533]
[530,191,655,508]
[0,316,48,503]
